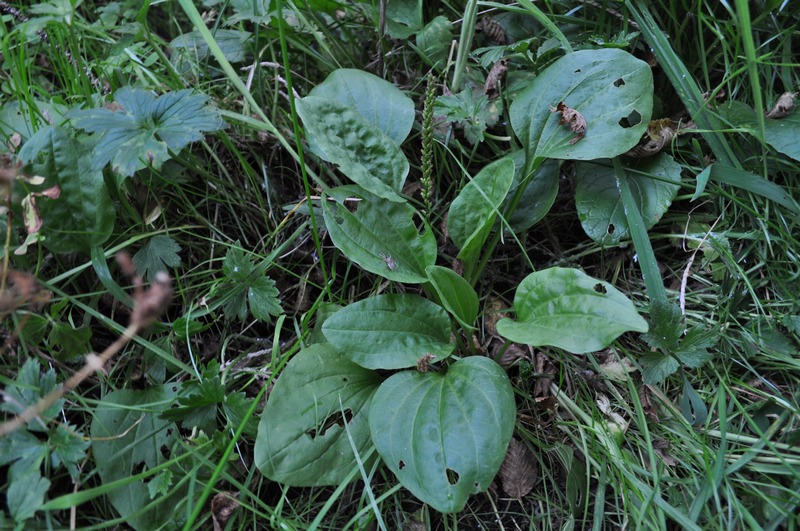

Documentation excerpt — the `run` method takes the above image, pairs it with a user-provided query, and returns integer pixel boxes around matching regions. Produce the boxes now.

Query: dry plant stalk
[0,254,172,437]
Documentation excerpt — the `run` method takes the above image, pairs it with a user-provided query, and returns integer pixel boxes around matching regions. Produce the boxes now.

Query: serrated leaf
[161,372,225,433]
[248,276,282,321]
[296,96,409,202]
[448,157,515,263]
[575,154,681,245]
[0,358,62,431]
[255,344,382,486]
[91,384,187,530]
[48,321,92,361]
[322,294,454,370]
[133,235,182,281]
[322,187,437,283]
[497,268,649,354]
[426,265,479,330]
[222,391,258,437]
[18,126,116,254]
[369,356,515,513]
[0,429,47,478]
[385,0,422,38]
[49,424,90,478]
[220,244,282,322]
[639,353,680,385]
[7,471,50,523]
[147,470,174,500]
[510,49,653,161]
[70,87,224,180]
[308,69,415,146]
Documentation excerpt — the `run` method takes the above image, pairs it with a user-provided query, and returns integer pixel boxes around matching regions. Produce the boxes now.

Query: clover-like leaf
[497,267,648,353]
[322,294,454,370]
[369,356,515,513]
[70,87,224,181]
[255,344,383,486]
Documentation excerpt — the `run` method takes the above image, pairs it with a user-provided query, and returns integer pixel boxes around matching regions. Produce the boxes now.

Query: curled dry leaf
[497,343,530,369]
[549,101,587,145]
[624,118,677,157]
[532,351,555,398]
[499,437,537,499]
[211,492,239,531]
[765,92,796,119]
[416,353,435,373]
[476,16,506,45]
[638,385,660,423]
[484,58,509,99]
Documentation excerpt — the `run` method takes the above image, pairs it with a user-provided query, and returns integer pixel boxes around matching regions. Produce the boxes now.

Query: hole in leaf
[398,460,406,470]
[132,460,146,475]
[607,223,615,235]
[446,468,460,486]
[613,78,625,87]
[474,482,481,491]
[306,408,353,439]
[574,68,581,73]
[160,444,170,460]
[413,213,427,236]
[619,110,642,128]
[593,283,607,295]
[342,377,349,383]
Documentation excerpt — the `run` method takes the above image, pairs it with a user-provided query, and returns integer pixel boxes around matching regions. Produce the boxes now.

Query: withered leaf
[211,492,239,531]
[484,58,509,99]
[624,118,677,158]
[765,92,796,119]
[532,351,554,398]
[499,437,537,498]
[638,385,659,423]
[549,101,587,145]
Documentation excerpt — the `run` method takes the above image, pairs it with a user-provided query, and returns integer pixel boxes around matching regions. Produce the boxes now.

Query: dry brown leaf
[638,385,660,423]
[765,91,796,119]
[499,437,537,498]
[476,17,506,45]
[211,492,239,531]
[484,58,509,99]
[416,353,435,373]
[483,298,509,337]
[497,343,530,369]
[532,351,555,398]
[549,102,587,145]
[624,118,677,158]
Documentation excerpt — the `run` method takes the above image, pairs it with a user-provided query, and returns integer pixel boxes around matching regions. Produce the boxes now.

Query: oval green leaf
[575,154,681,245]
[506,154,561,232]
[426,265,479,330]
[369,356,515,513]
[510,49,653,160]
[19,126,116,254]
[322,188,437,283]
[497,267,649,353]
[296,96,409,201]
[308,69,415,146]
[322,294,453,370]
[448,157,515,262]
[255,344,382,486]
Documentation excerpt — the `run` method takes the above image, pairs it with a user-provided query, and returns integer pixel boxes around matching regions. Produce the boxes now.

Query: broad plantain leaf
[308,69,415,145]
[448,157,515,263]
[575,154,681,245]
[70,87,224,181]
[510,49,652,161]
[369,356,515,513]
[18,126,115,254]
[506,156,561,232]
[255,344,383,486]
[426,265,479,330]
[719,99,800,162]
[322,294,454,370]
[497,267,648,353]
[297,96,409,202]
[90,384,187,530]
[322,187,436,283]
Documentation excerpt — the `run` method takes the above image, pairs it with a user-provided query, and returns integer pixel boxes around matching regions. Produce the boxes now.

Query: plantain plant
[255,52,658,513]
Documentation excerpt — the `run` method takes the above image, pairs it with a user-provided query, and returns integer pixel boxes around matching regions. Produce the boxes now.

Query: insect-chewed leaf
[499,438,537,499]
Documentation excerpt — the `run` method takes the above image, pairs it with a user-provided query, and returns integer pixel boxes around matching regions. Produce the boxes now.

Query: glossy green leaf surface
[426,265,479,330]
[497,267,649,353]
[19,126,115,254]
[448,157,515,262]
[91,384,186,530]
[255,345,382,486]
[369,356,515,513]
[506,157,561,232]
[297,96,409,201]
[510,49,653,161]
[322,188,437,283]
[308,69,415,145]
[575,154,681,245]
[322,294,453,370]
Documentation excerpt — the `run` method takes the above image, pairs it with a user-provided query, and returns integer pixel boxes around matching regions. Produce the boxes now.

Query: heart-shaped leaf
[497,267,648,353]
[369,356,515,513]
[426,265,479,330]
[255,344,382,486]
[575,154,681,245]
[308,69,415,145]
[448,157,515,263]
[296,96,409,202]
[510,49,653,161]
[322,187,437,283]
[322,294,454,370]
